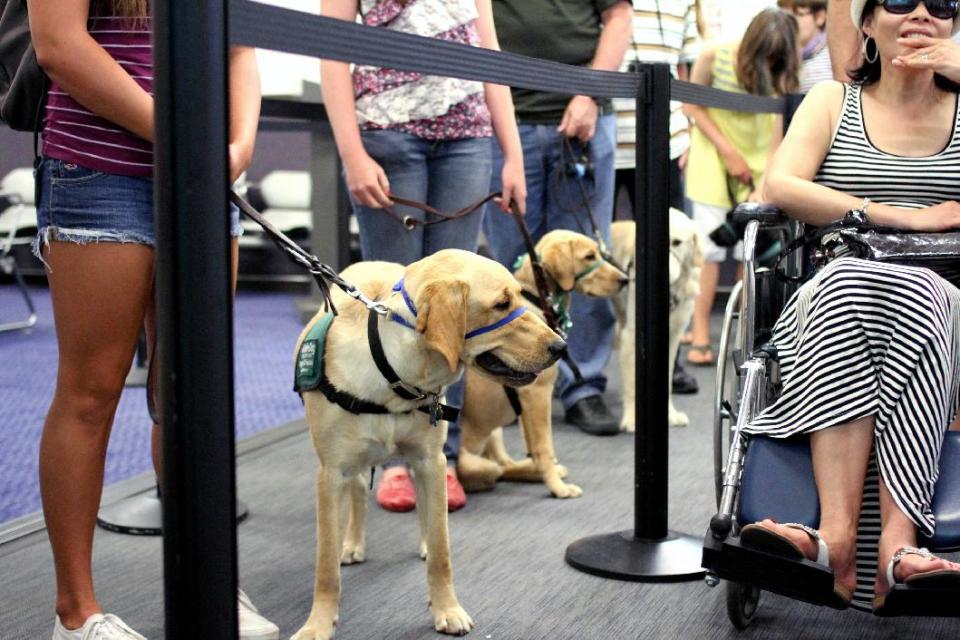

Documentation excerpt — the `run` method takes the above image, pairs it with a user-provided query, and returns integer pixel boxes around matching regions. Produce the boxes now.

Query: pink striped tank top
[41,15,153,177]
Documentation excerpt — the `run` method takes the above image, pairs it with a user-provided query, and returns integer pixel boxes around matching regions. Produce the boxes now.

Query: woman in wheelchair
[736,0,960,611]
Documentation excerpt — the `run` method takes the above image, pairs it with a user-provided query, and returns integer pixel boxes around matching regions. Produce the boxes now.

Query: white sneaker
[53,613,147,640]
[238,589,279,640]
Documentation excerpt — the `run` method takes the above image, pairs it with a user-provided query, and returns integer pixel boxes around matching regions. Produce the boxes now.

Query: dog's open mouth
[475,351,539,386]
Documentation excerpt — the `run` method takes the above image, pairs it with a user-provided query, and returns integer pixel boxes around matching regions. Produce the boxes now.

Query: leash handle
[383,192,501,230]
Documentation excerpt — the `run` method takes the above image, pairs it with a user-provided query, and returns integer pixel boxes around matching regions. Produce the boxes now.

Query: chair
[0,167,38,333]
[700,203,960,627]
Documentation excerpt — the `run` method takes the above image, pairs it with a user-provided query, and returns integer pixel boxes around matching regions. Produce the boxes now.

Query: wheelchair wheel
[726,581,760,630]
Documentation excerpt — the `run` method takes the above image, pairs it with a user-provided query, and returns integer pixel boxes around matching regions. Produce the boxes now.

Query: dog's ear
[541,240,576,292]
[415,280,468,373]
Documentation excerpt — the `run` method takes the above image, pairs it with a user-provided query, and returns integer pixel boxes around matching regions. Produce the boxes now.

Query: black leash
[231,191,389,317]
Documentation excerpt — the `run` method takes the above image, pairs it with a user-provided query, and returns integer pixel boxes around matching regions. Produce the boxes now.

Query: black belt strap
[503,385,523,417]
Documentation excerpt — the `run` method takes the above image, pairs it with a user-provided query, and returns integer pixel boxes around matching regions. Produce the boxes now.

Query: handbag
[778,210,960,288]
[0,0,47,132]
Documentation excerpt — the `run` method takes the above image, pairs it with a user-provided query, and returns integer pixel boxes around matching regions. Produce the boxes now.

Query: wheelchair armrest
[732,202,787,226]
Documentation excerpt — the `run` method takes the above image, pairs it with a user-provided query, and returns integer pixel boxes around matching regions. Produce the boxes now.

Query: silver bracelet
[858,197,871,222]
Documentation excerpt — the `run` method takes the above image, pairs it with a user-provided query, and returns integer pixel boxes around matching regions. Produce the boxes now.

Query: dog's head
[533,230,628,297]
[403,250,565,387]
[668,208,703,300]
[609,212,704,301]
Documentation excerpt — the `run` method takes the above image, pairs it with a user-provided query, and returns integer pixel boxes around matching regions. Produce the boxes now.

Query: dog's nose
[618,276,629,290]
[547,339,567,358]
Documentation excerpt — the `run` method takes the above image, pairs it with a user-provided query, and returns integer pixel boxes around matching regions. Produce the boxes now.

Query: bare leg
[875,479,960,594]
[39,242,154,628]
[688,260,719,363]
[757,415,874,595]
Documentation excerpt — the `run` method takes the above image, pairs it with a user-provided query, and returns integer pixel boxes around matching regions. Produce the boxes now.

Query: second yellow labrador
[291,250,563,640]
[457,230,628,499]
[610,211,703,431]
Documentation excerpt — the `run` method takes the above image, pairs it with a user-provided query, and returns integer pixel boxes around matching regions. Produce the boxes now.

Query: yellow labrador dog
[456,230,628,499]
[611,210,703,431]
[292,250,563,640]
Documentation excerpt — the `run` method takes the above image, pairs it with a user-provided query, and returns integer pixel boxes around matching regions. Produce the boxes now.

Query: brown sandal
[686,344,714,366]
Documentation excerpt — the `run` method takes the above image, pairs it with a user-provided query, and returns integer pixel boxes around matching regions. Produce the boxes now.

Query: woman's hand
[722,148,753,185]
[903,201,960,232]
[228,141,254,184]
[892,35,960,83]
[343,152,393,208]
[498,155,527,214]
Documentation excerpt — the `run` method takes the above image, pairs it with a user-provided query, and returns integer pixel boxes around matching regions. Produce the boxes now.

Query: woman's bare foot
[753,519,858,595]
[876,539,960,595]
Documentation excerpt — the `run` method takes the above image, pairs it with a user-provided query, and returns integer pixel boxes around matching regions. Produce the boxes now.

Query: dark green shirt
[492,0,625,123]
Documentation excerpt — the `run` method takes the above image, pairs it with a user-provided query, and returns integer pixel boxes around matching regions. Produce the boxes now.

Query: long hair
[736,9,801,96]
[92,1,148,17]
[850,0,960,91]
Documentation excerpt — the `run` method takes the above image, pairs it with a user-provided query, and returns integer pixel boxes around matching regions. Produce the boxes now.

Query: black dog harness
[295,278,528,426]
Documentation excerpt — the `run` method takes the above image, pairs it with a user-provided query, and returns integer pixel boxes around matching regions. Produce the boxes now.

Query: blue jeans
[353,131,494,461]
[484,114,617,409]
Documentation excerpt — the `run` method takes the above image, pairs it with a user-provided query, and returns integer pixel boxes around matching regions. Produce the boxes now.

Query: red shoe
[446,466,467,512]
[376,467,416,512]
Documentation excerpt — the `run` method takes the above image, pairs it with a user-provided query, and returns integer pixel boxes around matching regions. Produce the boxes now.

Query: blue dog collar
[389,279,526,338]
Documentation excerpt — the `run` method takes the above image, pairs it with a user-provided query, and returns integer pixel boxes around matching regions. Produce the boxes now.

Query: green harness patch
[294,313,334,393]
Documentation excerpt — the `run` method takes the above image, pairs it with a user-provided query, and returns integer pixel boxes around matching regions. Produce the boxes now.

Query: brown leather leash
[381,192,500,230]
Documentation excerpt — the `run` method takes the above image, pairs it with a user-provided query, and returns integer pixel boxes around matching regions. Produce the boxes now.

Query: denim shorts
[33,157,241,261]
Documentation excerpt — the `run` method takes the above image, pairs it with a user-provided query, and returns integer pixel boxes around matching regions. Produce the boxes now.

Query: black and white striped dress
[744,83,960,609]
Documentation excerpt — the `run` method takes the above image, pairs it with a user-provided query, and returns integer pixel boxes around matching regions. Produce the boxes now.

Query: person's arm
[557,0,632,141]
[762,81,940,228]
[28,0,153,141]
[228,46,261,183]
[681,45,752,185]
[750,114,783,201]
[475,0,526,213]
[827,0,860,82]
[319,0,392,208]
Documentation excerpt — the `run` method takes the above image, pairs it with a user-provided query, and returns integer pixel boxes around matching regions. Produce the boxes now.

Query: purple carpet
[0,283,307,524]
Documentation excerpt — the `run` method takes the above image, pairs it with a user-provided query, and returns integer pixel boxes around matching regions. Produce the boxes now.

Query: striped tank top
[814,83,960,206]
[41,15,153,178]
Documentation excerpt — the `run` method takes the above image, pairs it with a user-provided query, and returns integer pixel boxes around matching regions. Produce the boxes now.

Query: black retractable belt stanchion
[154,0,238,637]
[565,63,705,581]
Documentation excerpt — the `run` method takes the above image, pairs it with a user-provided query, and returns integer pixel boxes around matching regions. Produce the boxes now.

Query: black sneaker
[672,361,699,395]
[565,395,619,436]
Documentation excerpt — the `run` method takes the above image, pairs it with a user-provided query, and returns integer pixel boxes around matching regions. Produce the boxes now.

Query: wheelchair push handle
[731,202,787,226]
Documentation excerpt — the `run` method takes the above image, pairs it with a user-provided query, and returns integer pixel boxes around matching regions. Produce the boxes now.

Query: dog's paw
[432,604,474,636]
[551,482,583,499]
[668,408,689,427]
[290,620,336,640]
[619,417,635,433]
[340,542,365,565]
[419,540,428,561]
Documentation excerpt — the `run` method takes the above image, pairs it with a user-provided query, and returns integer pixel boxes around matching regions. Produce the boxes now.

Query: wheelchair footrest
[702,530,845,609]
[874,584,960,617]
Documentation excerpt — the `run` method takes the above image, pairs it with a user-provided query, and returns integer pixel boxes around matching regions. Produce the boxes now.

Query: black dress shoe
[672,361,699,395]
[565,395,620,436]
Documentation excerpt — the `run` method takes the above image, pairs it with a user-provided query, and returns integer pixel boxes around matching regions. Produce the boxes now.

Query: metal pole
[154,1,238,637]
[564,63,704,581]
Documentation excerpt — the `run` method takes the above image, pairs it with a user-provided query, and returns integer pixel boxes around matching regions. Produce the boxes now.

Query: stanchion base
[565,529,705,582]
[96,492,249,536]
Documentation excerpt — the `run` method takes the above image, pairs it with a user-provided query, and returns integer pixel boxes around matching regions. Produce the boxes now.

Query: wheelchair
[700,203,960,628]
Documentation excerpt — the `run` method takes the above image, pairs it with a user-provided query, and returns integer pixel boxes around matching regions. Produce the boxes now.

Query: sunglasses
[877,0,959,20]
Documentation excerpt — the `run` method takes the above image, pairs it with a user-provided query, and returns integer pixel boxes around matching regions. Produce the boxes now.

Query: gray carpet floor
[2,353,959,639]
